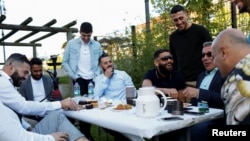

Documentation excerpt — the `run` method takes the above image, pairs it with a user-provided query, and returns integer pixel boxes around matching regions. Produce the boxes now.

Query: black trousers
[73,78,94,140]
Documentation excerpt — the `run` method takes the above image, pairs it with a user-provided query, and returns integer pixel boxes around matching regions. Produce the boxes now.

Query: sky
[0,0,152,61]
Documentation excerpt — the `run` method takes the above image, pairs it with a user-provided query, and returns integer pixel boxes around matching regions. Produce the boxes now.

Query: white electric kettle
[135,87,167,118]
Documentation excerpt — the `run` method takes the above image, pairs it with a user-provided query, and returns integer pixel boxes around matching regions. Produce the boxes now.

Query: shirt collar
[205,67,218,75]
[0,70,13,85]
[0,70,11,80]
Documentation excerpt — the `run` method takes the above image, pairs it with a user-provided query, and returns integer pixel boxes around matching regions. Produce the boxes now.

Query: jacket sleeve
[62,40,76,80]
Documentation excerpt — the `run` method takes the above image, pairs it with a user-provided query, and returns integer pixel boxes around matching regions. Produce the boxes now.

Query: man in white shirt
[0,53,88,141]
[19,57,55,122]
[94,53,134,141]
[62,22,103,141]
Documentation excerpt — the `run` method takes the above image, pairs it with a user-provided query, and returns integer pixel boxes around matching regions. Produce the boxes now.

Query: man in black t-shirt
[169,5,212,87]
[142,49,186,102]
[142,49,187,141]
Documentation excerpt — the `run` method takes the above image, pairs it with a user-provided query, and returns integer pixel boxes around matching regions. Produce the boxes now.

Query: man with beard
[93,53,135,141]
[142,49,186,141]
[232,0,250,14]
[94,53,135,102]
[182,41,225,141]
[0,53,89,141]
[142,49,186,101]
[19,57,54,123]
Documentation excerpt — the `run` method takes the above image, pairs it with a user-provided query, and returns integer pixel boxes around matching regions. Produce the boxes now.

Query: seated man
[0,53,88,141]
[142,49,186,101]
[19,57,54,122]
[94,53,135,141]
[183,41,225,141]
[142,49,187,141]
[0,101,88,141]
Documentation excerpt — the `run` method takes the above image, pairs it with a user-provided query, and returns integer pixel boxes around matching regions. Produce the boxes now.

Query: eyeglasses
[202,52,212,58]
[160,55,173,61]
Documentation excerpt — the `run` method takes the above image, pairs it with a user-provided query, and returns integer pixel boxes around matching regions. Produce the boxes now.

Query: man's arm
[142,79,178,98]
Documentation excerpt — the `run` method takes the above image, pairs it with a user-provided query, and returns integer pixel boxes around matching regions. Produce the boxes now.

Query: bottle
[73,82,81,103]
[88,81,94,96]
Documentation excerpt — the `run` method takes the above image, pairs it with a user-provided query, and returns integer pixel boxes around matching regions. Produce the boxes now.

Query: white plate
[111,107,133,112]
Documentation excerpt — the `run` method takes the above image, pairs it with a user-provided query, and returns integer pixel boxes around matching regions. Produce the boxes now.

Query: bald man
[212,28,250,125]
[231,0,250,14]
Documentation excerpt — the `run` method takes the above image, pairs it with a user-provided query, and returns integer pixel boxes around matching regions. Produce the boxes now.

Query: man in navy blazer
[183,41,225,141]
[183,41,224,109]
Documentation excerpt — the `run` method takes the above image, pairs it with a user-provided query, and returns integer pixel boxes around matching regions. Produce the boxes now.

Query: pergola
[0,15,78,65]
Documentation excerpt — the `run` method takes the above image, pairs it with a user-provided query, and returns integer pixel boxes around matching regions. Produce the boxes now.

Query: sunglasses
[160,55,173,61]
[202,52,212,58]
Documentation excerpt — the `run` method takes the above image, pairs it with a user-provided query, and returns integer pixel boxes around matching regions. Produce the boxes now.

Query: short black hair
[154,49,170,59]
[30,57,43,66]
[170,5,185,14]
[80,22,93,33]
[98,53,109,65]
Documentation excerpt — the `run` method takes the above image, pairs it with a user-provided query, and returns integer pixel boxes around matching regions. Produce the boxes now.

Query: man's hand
[51,132,69,141]
[161,88,178,99]
[183,87,199,99]
[60,97,78,111]
[104,67,113,78]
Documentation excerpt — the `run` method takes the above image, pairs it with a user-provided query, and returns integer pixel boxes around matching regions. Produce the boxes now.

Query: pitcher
[135,87,167,118]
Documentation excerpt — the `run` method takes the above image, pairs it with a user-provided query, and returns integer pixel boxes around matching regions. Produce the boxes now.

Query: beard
[10,70,25,87]
[103,66,114,72]
[158,64,172,75]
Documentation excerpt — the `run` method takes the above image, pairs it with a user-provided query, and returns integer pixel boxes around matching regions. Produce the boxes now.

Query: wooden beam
[15,19,57,43]
[0,42,41,46]
[31,20,78,43]
[0,23,78,32]
[0,15,6,23]
[0,17,33,42]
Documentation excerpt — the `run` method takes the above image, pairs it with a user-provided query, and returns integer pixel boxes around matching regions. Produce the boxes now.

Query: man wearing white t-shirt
[20,57,55,122]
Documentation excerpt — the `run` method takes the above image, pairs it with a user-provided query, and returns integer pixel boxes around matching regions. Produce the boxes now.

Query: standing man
[183,41,225,141]
[169,5,212,87]
[142,49,186,102]
[212,28,250,125]
[62,22,102,141]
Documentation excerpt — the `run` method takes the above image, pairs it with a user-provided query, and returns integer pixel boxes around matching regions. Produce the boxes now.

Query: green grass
[58,75,70,84]
[91,125,114,141]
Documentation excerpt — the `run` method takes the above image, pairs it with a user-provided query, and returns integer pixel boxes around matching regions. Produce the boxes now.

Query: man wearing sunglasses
[142,49,186,140]
[169,5,212,87]
[142,49,186,101]
[62,22,102,141]
[183,41,225,141]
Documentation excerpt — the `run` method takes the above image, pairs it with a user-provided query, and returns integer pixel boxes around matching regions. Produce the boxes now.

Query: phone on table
[184,111,205,115]
[161,116,183,121]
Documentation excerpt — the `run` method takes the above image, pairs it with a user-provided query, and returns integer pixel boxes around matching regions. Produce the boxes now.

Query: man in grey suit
[19,57,54,121]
